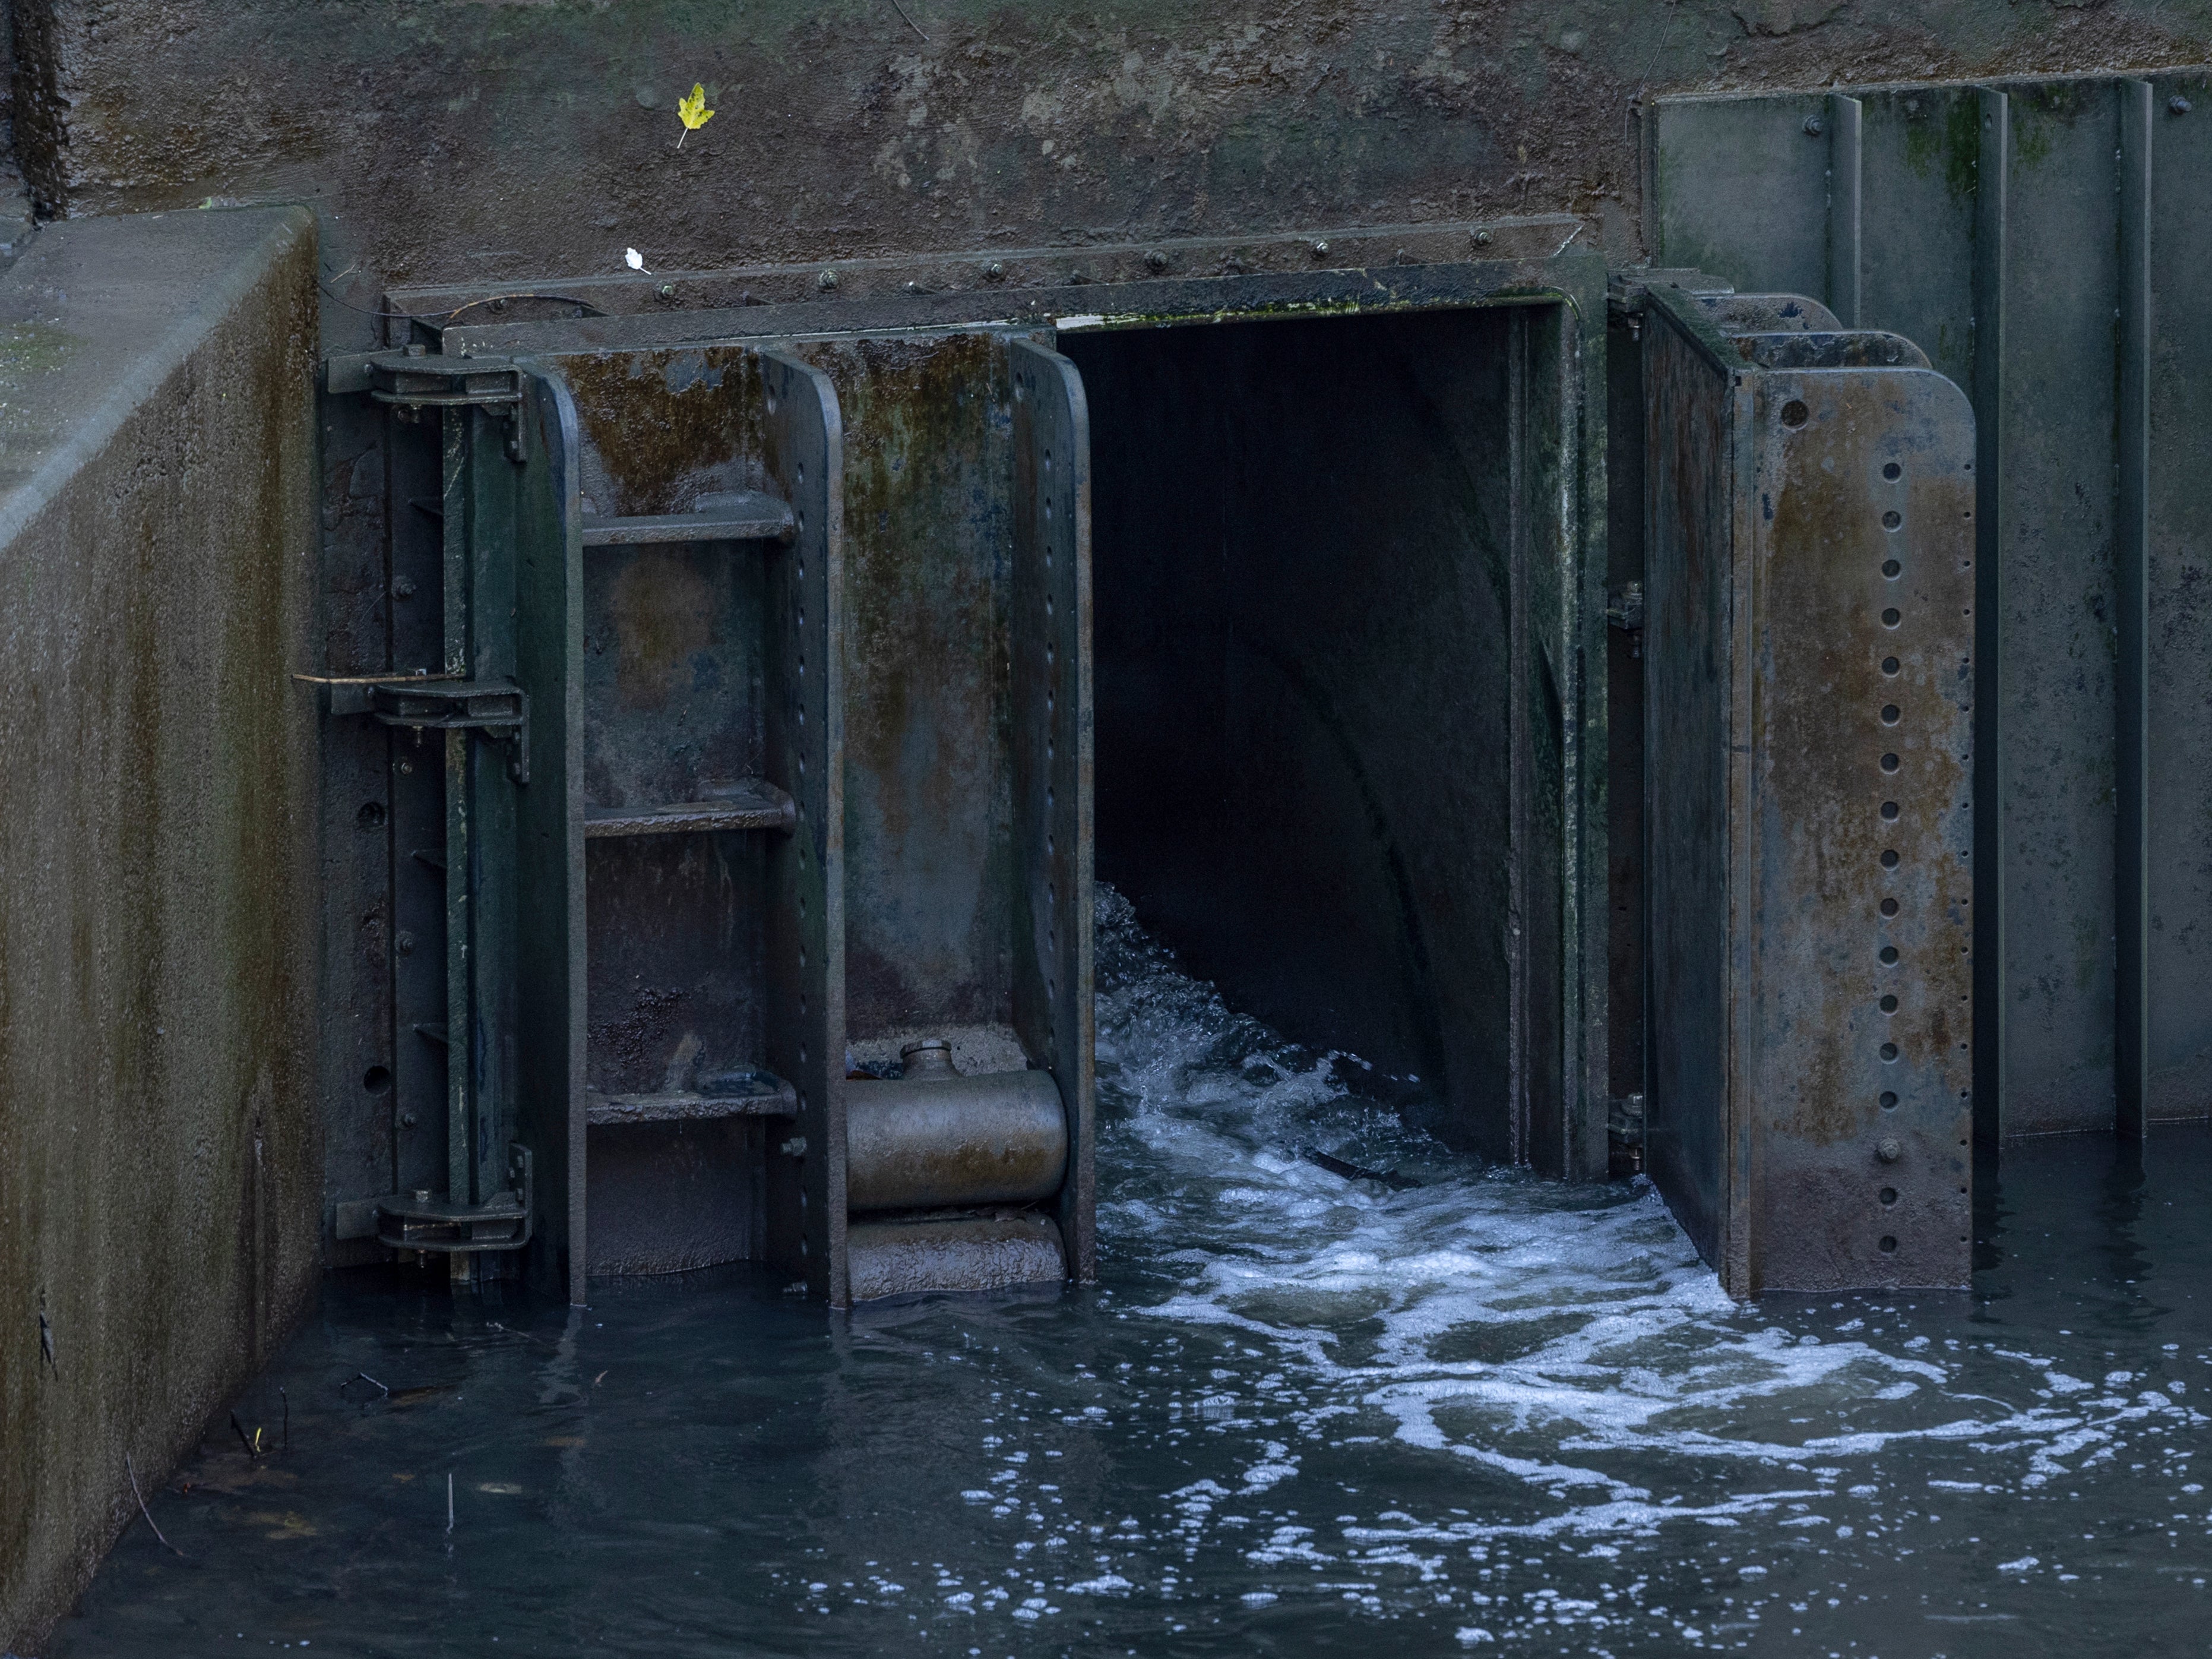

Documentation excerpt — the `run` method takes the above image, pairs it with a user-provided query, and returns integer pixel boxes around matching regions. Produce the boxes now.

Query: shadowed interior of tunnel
[1064,307,1526,1158]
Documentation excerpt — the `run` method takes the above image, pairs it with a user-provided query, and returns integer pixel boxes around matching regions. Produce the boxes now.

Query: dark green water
[53,893,2212,1656]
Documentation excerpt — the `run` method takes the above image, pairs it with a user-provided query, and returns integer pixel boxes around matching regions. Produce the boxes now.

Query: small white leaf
[624,248,650,273]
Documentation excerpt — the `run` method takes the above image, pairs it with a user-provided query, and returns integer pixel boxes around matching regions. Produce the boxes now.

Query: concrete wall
[7,1,2211,320]
[0,206,321,1655]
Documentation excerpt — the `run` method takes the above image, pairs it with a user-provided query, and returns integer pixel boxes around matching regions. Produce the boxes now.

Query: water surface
[56,890,2212,1656]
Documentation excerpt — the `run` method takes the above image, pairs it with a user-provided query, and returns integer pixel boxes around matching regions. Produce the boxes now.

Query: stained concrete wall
[0,206,320,1654]
[8,1,2212,317]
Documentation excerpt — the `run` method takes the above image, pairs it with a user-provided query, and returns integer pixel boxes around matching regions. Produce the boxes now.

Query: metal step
[580,489,794,546]
[586,1072,798,1125]
[583,780,796,838]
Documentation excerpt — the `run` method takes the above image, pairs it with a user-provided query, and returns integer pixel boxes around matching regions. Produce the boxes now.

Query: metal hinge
[374,1144,535,1256]
[323,347,529,459]
[1608,1093,1646,1176]
[301,674,531,784]
[372,681,529,785]
[1606,581,1644,633]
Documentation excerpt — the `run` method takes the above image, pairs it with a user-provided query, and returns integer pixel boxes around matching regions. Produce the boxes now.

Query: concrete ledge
[0,207,319,1654]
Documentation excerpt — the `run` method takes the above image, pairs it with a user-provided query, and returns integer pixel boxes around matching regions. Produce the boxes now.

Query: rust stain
[607,548,714,712]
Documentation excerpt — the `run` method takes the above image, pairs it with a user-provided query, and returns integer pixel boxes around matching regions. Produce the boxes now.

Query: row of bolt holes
[1872,452,1909,1254]
[1859,450,1963,1257]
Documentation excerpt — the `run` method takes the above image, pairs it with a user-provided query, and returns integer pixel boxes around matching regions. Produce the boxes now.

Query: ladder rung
[584,780,796,838]
[586,1074,798,1125]
[581,491,795,547]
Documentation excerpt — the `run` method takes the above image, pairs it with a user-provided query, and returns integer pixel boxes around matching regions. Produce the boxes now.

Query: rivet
[1876,1137,1902,1162]
[1804,113,1825,137]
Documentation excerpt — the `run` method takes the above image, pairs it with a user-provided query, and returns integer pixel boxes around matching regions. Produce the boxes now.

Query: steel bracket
[375,1143,535,1255]
[366,681,530,785]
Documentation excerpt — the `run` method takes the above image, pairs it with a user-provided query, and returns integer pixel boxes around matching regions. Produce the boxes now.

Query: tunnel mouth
[1063,303,1554,1159]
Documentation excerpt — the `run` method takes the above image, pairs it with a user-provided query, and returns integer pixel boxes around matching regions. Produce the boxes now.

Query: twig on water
[280,1386,290,1453]
[125,1455,184,1557]
[446,1471,455,1534]
[229,1411,260,1459]
[354,1371,390,1398]
[887,0,928,41]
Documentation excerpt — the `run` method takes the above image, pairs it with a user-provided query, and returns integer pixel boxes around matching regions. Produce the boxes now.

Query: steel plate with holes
[1645,287,1974,1294]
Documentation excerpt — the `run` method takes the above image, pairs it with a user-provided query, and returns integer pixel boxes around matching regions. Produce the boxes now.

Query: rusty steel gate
[308,217,2092,1301]
[312,255,1621,1304]
[1651,72,2212,1145]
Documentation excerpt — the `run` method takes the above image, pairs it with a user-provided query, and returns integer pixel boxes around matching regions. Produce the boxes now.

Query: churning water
[54,890,2212,1656]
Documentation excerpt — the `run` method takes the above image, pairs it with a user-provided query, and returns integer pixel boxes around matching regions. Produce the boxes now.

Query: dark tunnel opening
[1062,306,1530,1155]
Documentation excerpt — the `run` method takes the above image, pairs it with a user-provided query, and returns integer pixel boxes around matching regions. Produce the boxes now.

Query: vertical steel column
[439,409,473,1265]
[1009,336,1097,1281]
[1826,93,1865,328]
[1505,307,1532,1165]
[2116,79,2153,1143]
[1970,87,2009,1145]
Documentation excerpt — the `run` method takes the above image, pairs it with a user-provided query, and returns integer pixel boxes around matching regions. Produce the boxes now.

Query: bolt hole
[1881,1042,1900,1061]
[1878,1235,1899,1253]
[1881,849,1901,868]
[1882,462,1903,481]
[1882,510,1903,531]
[1780,399,1811,428]
[1881,753,1900,773]
[1880,994,1900,1013]
[1882,558,1903,577]
[1881,898,1900,917]
[358,801,388,828]
[1882,607,1903,627]
[1882,656,1900,675]
[1879,945,1900,965]
[1879,1090,1899,1109]
[1881,800,1900,820]
[363,1065,392,1094]
[1881,704,1900,725]
[1880,1187,1899,1206]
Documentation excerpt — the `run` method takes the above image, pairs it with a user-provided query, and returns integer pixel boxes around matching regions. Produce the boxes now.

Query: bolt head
[1473,229,1493,247]
[1803,113,1825,137]
[657,283,676,299]
[1311,239,1330,258]
[1144,249,1168,271]
[815,268,839,291]
[2172,94,2194,115]
[1876,1137,1903,1163]
[982,260,1006,281]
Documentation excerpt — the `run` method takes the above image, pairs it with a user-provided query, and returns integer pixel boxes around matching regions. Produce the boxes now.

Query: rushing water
[53,890,2212,1657]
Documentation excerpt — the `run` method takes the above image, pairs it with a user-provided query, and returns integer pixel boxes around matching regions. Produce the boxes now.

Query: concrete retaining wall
[0,206,320,1655]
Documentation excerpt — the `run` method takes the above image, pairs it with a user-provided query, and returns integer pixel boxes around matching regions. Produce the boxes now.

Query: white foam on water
[1089,884,2205,1542]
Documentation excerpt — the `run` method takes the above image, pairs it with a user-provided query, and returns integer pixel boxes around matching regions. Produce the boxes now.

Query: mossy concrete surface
[8,1,2212,315]
[0,206,321,1655]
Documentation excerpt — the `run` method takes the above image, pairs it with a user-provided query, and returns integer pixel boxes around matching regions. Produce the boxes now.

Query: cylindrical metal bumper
[847,1215,1067,1300]
[844,1069,1068,1212]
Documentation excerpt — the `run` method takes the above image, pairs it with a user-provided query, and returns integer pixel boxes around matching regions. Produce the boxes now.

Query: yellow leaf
[677,83,715,147]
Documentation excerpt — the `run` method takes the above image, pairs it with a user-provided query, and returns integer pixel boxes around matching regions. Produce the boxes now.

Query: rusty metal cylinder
[844,1043,1068,1212]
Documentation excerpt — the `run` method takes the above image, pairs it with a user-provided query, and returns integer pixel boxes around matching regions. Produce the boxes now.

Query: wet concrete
[0,207,321,1652]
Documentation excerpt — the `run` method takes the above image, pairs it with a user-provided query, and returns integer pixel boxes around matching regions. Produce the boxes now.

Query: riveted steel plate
[1645,289,1975,1294]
